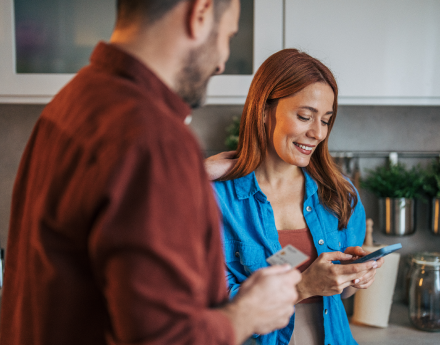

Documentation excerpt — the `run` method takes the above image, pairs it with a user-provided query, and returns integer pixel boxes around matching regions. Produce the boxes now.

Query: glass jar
[404,254,415,304]
[409,252,440,332]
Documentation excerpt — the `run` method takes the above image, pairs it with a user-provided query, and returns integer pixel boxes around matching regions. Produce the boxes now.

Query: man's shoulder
[45,65,196,154]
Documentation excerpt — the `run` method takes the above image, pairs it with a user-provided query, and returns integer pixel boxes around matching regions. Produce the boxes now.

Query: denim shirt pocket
[224,241,268,275]
[324,229,345,251]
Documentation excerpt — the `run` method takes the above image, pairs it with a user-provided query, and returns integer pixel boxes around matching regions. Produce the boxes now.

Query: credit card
[266,244,309,268]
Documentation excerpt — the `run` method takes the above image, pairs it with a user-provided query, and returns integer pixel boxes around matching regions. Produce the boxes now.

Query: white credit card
[266,244,309,268]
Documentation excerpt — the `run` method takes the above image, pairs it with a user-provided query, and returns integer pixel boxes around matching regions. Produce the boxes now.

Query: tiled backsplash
[1,103,440,301]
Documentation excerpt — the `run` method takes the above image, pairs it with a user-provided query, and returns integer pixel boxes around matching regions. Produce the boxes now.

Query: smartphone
[351,243,402,264]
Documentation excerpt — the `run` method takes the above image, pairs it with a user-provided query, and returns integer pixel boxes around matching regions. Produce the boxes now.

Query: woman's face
[264,82,334,168]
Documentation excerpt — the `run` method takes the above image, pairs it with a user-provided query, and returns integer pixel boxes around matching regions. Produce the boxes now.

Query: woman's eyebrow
[298,106,333,115]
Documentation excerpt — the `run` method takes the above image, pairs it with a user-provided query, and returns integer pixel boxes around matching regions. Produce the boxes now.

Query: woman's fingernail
[372,261,378,268]
[345,254,353,259]
[354,279,360,284]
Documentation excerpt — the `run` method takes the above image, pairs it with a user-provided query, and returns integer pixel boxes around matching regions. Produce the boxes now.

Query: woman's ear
[263,103,270,124]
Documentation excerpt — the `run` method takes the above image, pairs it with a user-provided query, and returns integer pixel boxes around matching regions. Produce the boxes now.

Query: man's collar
[90,42,191,122]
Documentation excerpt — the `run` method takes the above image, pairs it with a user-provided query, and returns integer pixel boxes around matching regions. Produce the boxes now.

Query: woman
[212,49,383,345]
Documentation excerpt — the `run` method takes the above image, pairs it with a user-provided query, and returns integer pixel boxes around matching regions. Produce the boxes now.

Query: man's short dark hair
[116,0,233,27]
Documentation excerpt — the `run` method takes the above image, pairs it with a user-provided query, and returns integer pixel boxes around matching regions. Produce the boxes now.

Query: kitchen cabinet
[284,0,440,105]
[207,0,283,104]
[0,0,283,105]
[4,1,438,106]
[0,0,112,104]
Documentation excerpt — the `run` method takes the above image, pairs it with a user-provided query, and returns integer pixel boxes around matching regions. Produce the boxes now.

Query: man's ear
[186,0,214,41]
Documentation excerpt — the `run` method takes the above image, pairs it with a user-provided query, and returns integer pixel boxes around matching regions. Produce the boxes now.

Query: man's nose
[214,63,225,75]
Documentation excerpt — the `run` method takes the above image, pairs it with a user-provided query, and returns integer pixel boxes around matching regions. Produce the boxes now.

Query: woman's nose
[307,120,327,141]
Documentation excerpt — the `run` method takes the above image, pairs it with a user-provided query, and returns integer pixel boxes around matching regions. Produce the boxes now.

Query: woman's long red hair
[221,49,357,230]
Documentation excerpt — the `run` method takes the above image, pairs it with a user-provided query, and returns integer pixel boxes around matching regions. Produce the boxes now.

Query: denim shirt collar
[233,172,261,200]
[233,168,318,201]
[303,168,319,201]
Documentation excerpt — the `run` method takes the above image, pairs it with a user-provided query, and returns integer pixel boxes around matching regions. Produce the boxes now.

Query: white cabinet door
[285,0,440,105]
[207,0,283,104]
[0,0,283,105]
[0,0,113,104]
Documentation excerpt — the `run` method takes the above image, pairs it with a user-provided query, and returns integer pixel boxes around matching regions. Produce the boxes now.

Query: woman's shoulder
[213,178,235,195]
[214,172,257,198]
[213,179,239,209]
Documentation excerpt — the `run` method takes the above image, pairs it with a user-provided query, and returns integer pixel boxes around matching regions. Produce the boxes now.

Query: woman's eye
[321,120,330,126]
[297,115,310,121]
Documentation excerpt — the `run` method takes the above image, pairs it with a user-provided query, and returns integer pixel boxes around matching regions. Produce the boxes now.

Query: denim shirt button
[306,206,312,212]
[318,239,324,245]
[235,251,240,258]
[325,309,328,314]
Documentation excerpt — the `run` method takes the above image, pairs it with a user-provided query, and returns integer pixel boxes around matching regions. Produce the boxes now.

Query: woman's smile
[293,142,315,155]
[265,82,334,167]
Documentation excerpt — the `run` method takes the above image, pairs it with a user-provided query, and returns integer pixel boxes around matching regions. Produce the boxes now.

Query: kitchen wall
[1,103,440,302]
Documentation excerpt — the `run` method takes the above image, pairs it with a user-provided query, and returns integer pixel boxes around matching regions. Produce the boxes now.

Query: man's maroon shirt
[0,42,235,345]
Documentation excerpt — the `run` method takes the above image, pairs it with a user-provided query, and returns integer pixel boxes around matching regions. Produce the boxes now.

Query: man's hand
[220,265,301,344]
[204,151,237,181]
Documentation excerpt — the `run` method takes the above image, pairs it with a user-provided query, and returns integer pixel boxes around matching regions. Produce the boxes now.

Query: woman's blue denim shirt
[214,169,366,345]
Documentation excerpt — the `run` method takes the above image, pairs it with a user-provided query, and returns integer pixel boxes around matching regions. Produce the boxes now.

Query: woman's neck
[255,152,303,189]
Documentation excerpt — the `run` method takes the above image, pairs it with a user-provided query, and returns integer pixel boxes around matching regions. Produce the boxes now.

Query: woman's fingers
[302,252,380,297]
[344,246,367,257]
[321,251,353,262]
[347,262,377,282]
[352,267,377,288]
[375,257,385,268]
[332,258,377,276]
[327,259,376,289]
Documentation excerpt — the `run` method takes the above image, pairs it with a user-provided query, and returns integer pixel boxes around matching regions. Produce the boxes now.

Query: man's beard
[175,29,219,109]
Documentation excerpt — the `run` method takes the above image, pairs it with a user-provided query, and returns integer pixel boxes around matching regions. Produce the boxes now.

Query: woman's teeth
[294,143,313,151]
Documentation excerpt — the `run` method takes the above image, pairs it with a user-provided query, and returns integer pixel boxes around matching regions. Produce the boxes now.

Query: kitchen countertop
[0,294,438,343]
[350,302,440,344]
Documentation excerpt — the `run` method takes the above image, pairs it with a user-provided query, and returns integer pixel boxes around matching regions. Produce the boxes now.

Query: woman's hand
[342,246,384,289]
[296,251,378,302]
[204,151,237,181]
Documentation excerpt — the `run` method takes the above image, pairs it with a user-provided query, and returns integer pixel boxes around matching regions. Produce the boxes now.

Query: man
[0,1,301,344]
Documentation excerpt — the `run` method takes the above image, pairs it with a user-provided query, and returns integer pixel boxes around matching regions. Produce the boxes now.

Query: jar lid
[412,252,440,267]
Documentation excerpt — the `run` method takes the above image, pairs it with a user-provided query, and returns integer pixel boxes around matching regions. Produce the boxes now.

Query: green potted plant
[225,116,240,150]
[421,160,440,235]
[361,162,424,236]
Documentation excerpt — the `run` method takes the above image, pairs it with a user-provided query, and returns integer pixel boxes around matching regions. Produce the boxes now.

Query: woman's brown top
[278,228,323,304]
